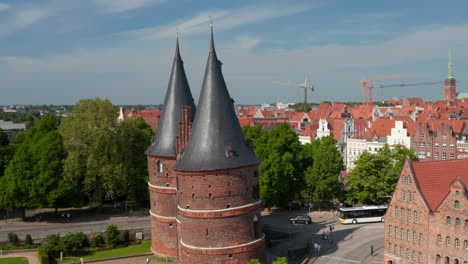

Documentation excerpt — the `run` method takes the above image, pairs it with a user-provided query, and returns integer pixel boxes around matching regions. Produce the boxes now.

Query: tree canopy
[59,98,153,206]
[0,116,68,216]
[304,136,344,202]
[243,124,304,208]
[344,144,417,205]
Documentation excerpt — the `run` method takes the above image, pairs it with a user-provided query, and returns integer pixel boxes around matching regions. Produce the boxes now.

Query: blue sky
[1,0,468,105]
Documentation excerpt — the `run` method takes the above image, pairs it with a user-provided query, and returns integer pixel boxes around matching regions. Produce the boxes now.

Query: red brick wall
[176,166,265,264]
[411,123,457,162]
[177,167,260,210]
[427,180,468,263]
[383,161,430,264]
[148,155,178,258]
[180,242,265,264]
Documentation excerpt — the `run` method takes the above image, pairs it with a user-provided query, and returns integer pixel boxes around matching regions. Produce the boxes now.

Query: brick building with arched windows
[383,159,468,264]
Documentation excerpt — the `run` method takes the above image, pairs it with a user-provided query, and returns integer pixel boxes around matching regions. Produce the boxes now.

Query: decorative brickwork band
[149,210,176,222]
[148,182,177,194]
[178,200,261,218]
[180,234,265,255]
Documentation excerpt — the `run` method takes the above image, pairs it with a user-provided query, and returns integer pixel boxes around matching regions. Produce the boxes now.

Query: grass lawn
[57,240,151,263]
[0,257,29,264]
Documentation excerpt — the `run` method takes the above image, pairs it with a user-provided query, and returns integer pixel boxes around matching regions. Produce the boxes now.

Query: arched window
[388,242,392,252]
[413,231,417,243]
[400,247,404,257]
[389,225,393,236]
[419,233,423,245]
[445,257,450,264]
[408,176,412,184]
[402,190,406,201]
[402,208,406,219]
[465,240,468,249]
[455,200,460,209]
[403,176,407,184]
[408,209,412,221]
[436,255,441,264]
[401,228,405,240]
[408,192,413,202]
[454,259,459,264]
[447,216,452,224]
[438,234,442,244]
[455,238,459,248]
[407,230,410,241]
[419,252,423,263]
[412,251,416,261]
[395,226,399,237]
[394,245,398,255]
[456,218,461,226]
[395,206,399,218]
[406,248,410,259]
[157,160,163,173]
[414,210,418,223]
[446,236,451,246]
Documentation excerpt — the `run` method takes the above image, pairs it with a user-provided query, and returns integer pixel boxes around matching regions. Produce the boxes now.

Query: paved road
[312,222,384,264]
[0,215,150,242]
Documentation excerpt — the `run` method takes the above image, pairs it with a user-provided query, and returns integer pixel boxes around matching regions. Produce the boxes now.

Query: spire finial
[447,48,454,80]
[175,28,180,56]
[209,16,215,52]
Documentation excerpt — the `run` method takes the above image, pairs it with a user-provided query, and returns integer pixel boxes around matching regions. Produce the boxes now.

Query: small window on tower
[209,193,213,199]
[157,160,163,173]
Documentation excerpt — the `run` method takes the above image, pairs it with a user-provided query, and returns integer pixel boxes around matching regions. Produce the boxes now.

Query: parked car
[289,215,312,224]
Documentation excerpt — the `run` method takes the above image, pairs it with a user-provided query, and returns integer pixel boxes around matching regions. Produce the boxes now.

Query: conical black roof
[174,28,260,171]
[146,39,196,157]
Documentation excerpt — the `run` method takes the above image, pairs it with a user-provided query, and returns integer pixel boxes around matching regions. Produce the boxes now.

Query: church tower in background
[444,49,457,101]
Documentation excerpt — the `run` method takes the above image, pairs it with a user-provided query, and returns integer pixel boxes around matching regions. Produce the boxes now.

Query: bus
[338,205,388,224]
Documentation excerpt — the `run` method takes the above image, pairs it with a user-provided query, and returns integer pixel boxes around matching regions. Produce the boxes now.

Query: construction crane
[373,81,443,102]
[273,77,315,112]
[361,75,406,107]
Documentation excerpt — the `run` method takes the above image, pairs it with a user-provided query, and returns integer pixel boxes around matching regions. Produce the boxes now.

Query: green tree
[0,129,14,177]
[115,117,153,205]
[60,98,122,205]
[105,224,120,248]
[243,124,304,208]
[345,144,417,205]
[304,136,344,203]
[273,257,288,264]
[0,116,69,218]
[60,99,152,206]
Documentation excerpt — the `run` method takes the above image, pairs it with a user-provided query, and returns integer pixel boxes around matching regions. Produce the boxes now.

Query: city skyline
[1,0,468,105]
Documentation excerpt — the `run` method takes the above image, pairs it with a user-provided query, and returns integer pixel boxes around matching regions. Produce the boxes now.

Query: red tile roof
[412,159,468,211]
[369,118,395,137]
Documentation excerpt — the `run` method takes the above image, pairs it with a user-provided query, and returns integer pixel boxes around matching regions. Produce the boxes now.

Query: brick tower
[444,49,456,101]
[146,37,196,258]
[173,26,265,263]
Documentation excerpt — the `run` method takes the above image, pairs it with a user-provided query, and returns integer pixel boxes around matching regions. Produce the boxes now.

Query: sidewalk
[0,251,40,264]
[361,245,383,264]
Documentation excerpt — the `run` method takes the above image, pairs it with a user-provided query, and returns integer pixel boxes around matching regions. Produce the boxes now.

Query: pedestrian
[146,256,150,263]
[329,225,332,232]
[371,245,374,256]
[61,212,65,219]
[314,242,318,253]
[317,244,321,254]
[67,213,70,222]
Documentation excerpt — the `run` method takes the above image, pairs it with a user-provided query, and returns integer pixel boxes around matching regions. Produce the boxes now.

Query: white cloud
[0,7,49,36]
[95,0,166,13]
[122,2,318,40]
[226,36,262,51]
[0,3,9,12]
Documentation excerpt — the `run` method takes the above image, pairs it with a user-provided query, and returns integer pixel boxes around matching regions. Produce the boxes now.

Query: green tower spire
[447,48,455,80]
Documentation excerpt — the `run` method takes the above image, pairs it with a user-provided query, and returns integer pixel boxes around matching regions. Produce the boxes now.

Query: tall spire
[146,35,196,157]
[447,48,455,80]
[174,24,260,171]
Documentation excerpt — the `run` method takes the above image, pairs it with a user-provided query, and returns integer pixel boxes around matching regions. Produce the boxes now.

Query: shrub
[90,234,105,248]
[43,234,61,257]
[123,230,130,244]
[59,232,89,254]
[25,234,33,245]
[105,225,120,248]
[8,232,19,246]
[38,246,50,264]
